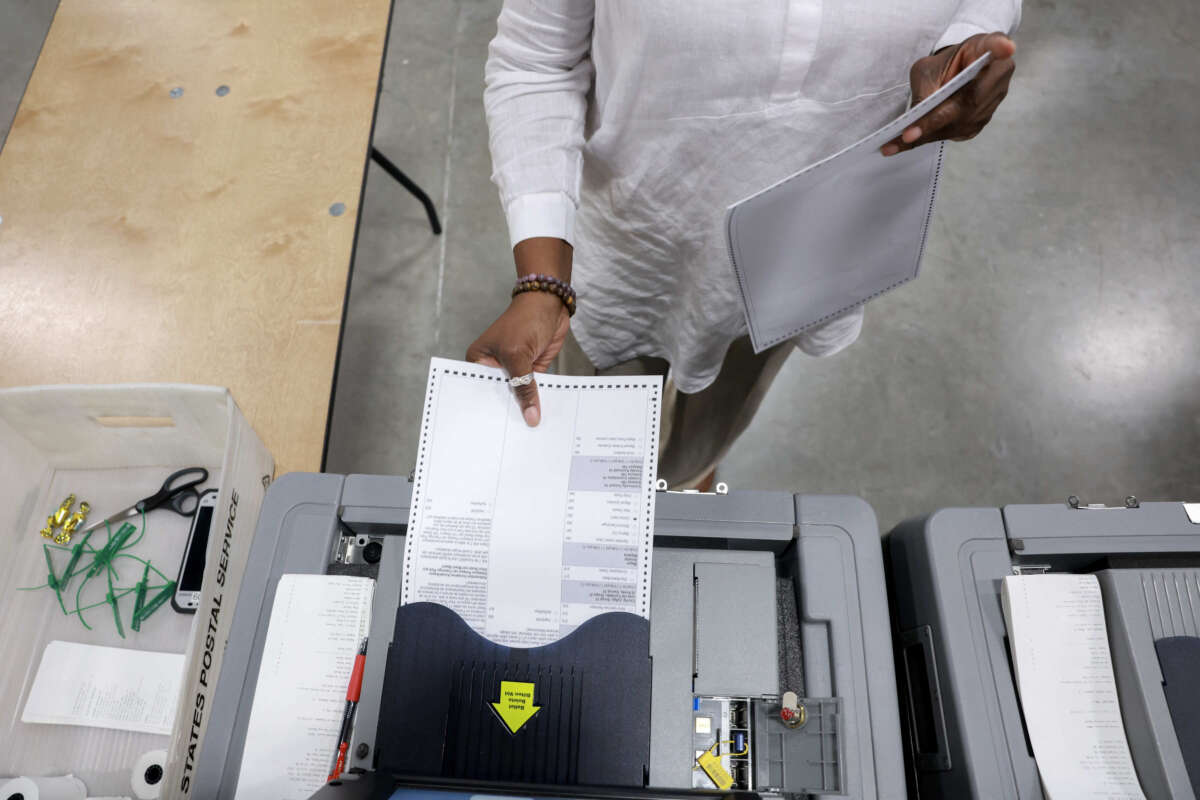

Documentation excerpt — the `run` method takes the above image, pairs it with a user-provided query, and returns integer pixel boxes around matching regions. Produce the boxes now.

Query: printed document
[235,574,374,800]
[401,357,662,647]
[22,641,184,734]
[1001,575,1147,800]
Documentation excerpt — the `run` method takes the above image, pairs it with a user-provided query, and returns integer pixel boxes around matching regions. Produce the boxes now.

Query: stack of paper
[1002,575,1146,800]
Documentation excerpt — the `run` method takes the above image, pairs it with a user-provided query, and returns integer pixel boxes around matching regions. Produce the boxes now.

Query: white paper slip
[234,574,374,800]
[726,53,992,353]
[401,357,662,647]
[21,641,184,735]
[1001,575,1147,800]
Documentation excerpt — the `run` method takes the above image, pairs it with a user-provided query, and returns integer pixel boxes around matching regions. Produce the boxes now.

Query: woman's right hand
[466,292,570,426]
[465,237,574,427]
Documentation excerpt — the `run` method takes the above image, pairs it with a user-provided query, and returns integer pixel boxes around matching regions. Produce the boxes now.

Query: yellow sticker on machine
[490,680,541,733]
[697,751,734,790]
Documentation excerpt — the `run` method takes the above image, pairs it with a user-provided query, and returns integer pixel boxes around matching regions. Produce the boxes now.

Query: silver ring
[507,373,535,387]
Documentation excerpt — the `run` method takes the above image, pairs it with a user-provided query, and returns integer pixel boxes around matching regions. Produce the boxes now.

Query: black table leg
[370,146,443,235]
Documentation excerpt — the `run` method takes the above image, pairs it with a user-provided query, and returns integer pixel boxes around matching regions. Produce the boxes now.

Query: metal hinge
[1066,494,1139,510]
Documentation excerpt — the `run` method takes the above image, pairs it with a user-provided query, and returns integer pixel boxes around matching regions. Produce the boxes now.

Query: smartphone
[172,488,218,613]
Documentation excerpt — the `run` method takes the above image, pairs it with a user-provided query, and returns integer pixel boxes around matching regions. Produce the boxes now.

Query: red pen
[328,637,368,782]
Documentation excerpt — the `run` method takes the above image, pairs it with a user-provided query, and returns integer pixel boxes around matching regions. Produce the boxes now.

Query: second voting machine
[889,499,1200,799]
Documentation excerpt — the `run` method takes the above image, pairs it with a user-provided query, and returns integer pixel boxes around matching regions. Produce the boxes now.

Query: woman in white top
[468,0,1019,488]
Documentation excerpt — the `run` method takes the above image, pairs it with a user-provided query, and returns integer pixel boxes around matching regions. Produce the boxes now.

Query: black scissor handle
[137,467,210,516]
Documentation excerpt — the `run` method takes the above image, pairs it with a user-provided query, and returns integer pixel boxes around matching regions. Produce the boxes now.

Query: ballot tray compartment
[886,500,1200,800]
[194,474,905,800]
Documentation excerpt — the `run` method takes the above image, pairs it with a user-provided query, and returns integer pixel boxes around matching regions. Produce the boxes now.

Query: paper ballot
[235,574,374,800]
[1001,575,1147,800]
[401,357,662,647]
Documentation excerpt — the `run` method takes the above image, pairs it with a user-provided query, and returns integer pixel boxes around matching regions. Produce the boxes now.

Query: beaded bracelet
[512,273,577,317]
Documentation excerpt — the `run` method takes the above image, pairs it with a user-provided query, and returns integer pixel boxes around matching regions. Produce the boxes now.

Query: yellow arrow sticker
[491,680,541,734]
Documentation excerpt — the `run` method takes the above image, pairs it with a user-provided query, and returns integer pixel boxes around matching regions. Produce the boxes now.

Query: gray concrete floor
[3,0,1196,533]
[0,0,58,150]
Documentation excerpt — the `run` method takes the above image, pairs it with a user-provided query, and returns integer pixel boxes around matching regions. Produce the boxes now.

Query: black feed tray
[376,602,651,787]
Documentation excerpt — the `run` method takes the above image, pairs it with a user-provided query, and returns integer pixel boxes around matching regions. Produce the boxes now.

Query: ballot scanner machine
[192,472,905,799]
[887,499,1200,800]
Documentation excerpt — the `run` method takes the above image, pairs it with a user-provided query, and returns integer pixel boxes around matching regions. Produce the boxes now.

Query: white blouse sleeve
[934,0,1022,52]
[484,0,595,248]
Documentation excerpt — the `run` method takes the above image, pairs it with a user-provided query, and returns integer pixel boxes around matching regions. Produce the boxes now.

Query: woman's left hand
[882,32,1016,156]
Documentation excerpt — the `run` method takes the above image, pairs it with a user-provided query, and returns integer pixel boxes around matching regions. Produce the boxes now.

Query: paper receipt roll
[131,750,168,800]
[0,775,87,800]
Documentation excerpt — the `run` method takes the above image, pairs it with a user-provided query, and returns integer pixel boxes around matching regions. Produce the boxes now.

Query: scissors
[80,467,210,536]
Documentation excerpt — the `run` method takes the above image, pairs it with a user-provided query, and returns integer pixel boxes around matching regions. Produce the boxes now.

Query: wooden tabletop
[0,0,393,474]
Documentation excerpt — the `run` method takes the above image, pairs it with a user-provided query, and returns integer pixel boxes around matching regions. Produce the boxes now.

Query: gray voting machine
[191,473,905,799]
[887,499,1200,800]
